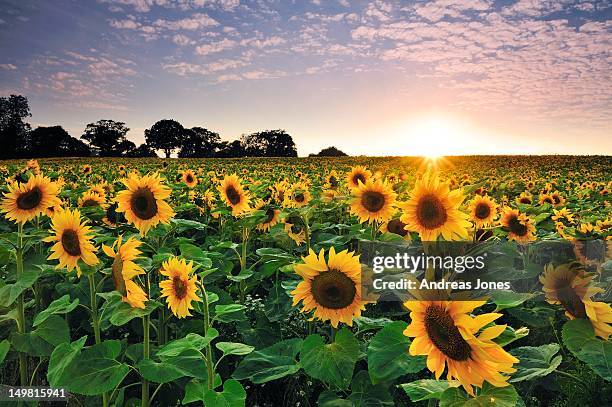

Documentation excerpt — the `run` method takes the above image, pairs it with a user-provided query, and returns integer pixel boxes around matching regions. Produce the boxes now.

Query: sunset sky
[0,0,610,156]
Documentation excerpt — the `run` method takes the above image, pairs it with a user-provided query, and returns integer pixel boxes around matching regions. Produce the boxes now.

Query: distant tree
[127,143,158,158]
[30,126,90,157]
[216,140,245,158]
[82,120,132,157]
[179,127,221,158]
[240,129,297,157]
[145,119,186,158]
[311,146,348,157]
[0,95,31,159]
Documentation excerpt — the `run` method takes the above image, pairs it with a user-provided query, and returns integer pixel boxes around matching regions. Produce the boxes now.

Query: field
[0,155,611,407]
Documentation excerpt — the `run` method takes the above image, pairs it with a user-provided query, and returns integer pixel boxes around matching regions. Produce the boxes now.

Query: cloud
[172,33,194,46]
[195,38,237,55]
[0,64,17,70]
[99,0,239,13]
[153,13,218,30]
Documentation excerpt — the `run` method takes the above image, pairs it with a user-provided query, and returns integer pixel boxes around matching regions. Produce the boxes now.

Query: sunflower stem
[554,369,589,390]
[141,314,150,407]
[239,227,248,304]
[427,399,437,407]
[199,280,215,390]
[15,222,28,387]
[88,273,108,407]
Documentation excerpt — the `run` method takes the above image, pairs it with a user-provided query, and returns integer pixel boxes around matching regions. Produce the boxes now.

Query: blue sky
[0,0,610,156]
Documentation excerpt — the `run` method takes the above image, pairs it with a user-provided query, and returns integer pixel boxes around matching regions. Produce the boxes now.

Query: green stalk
[88,273,107,407]
[15,222,28,387]
[141,314,150,407]
[239,227,248,304]
[200,280,215,389]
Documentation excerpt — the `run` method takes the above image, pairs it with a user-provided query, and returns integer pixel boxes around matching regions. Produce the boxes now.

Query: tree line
[0,95,313,159]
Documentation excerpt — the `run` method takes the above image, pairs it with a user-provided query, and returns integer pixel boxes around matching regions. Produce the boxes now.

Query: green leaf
[216,342,254,356]
[354,316,394,332]
[48,336,87,387]
[203,379,246,407]
[440,383,518,407]
[233,338,302,384]
[348,370,394,406]
[182,376,223,404]
[109,300,160,326]
[0,269,41,308]
[137,352,211,384]
[399,379,460,402]
[10,315,70,357]
[494,326,529,347]
[263,281,292,322]
[33,294,79,326]
[156,329,219,358]
[509,344,562,382]
[214,304,247,322]
[0,339,9,366]
[62,340,130,396]
[562,319,612,381]
[301,329,360,389]
[317,391,353,407]
[367,321,426,384]
[508,305,556,328]
[491,291,534,312]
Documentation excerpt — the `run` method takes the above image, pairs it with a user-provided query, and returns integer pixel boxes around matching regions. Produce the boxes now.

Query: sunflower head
[43,208,99,275]
[159,257,201,318]
[346,166,372,189]
[350,179,397,224]
[103,236,147,309]
[1,174,62,224]
[380,217,411,240]
[500,207,536,243]
[218,174,250,216]
[469,195,498,228]
[285,183,311,208]
[181,169,198,188]
[79,191,107,209]
[115,173,175,236]
[291,247,366,328]
[399,173,471,241]
[404,300,518,396]
[284,214,306,245]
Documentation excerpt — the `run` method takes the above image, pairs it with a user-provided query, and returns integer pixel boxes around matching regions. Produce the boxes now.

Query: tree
[81,120,132,157]
[0,95,31,159]
[240,129,297,157]
[127,143,158,158]
[216,140,245,158]
[29,126,90,157]
[144,119,186,158]
[310,146,348,157]
[178,127,221,158]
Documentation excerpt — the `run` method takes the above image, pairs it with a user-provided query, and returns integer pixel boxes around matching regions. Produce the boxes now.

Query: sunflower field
[0,155,610,407]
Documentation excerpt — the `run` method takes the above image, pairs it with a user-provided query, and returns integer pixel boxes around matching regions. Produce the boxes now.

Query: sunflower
[115,173,175,236]
[550,190,566,207]
[350,179,396,224]
[469,195,498,228]
[404,300,518,395]
[285,183,312,208]
[258,206,281,232]
[291,247,367,328]
[1,174,62,224]
[284,215,306,246]
[500,208,536,243]
[346,166,372,189]
[540,263,611,339]
[78,191,107,209]
[551,208,574,224]
[324,171,341,190]
[181,169,198,188]
[399,173,471,241]
[82,164,92,175]
[103,202,121,226]
[538,193,555,206]
[272,181,290,205]
[159,257,201,318]
[515,191,532,205]
[218,174,250,216]
[380,217,411,240]
[43,208,99,275]
[102,236,147,309]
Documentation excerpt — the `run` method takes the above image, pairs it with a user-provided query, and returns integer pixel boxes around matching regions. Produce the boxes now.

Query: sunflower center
[82,199,99,207]
[416,194,448,230]
[557,287,587,319]
[186,175,194,183]
[294,193,305,203]
[329,176,338,188]
[311,270,356,309]
[111,256,127,295]
[16,187,43,210]
[361,190,385,212]
[424,305,471,361]
[172,276,188,300]
[353,174,365,185]
[508,216,527,236]
[130,188,158,220]
[519,197,531,204]
[106,203,119,224]
[264,208,276,223]
[225,185,241,205]
[387,218,408,236]
[61,229,81,256]
[552,195,561,204]
[475,202,491,219]
[543,197,554,204]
